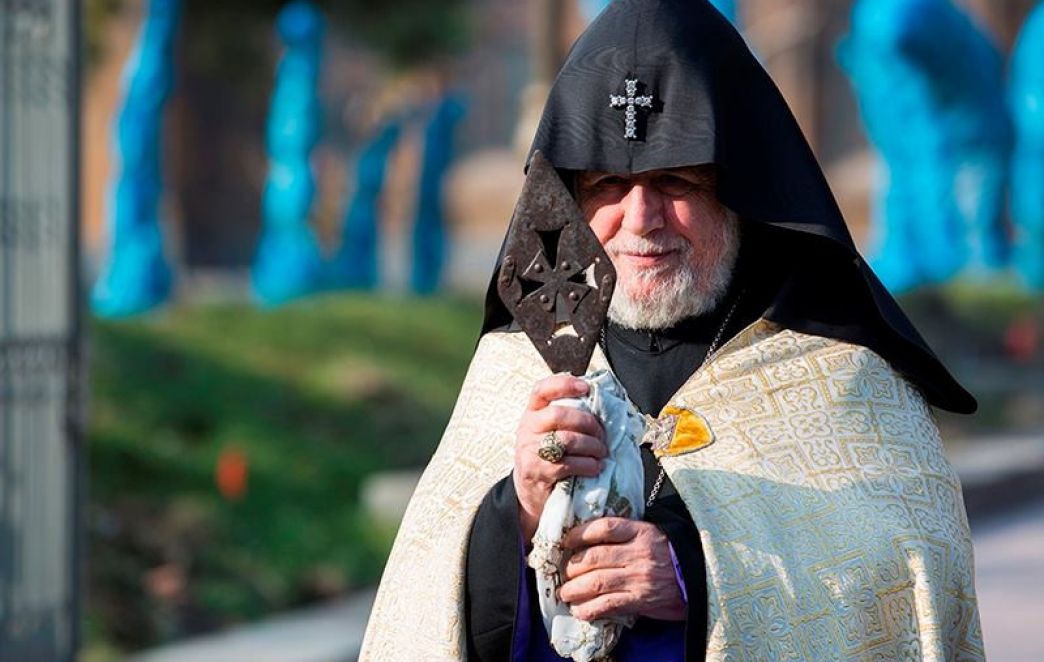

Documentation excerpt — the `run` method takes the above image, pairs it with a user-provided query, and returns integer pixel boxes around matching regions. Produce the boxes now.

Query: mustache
[604,234,691,255]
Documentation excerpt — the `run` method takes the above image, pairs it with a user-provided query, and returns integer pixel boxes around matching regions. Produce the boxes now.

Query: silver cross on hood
[609,78,655,140]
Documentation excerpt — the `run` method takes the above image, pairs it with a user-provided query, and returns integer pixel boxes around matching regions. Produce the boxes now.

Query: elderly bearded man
[360,1,984,661]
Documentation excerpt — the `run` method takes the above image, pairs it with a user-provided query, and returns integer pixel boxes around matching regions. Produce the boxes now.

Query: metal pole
[67,0,84,657]
[0,0,80,657]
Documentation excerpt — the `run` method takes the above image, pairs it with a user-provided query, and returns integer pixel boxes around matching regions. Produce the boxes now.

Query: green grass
[898,281,1044,438]
[86,293,483,652]
[901,278,1041,342]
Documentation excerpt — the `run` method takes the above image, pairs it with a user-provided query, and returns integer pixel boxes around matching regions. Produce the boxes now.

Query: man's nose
[620,183,665,236]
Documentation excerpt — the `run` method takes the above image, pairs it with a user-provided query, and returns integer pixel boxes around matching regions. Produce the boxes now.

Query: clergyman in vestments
[361,1,984,660]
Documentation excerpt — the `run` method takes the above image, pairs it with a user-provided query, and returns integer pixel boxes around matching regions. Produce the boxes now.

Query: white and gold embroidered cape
[360,320,985,661]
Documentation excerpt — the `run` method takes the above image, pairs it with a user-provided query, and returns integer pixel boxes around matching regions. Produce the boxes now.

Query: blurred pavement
[134,589,376,662]
[973,498,1044,661]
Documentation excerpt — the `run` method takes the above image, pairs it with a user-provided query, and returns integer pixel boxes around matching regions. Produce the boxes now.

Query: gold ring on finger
[537,430,565,464]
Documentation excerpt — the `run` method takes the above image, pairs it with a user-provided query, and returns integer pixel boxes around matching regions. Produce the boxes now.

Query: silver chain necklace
[600,291,744,507]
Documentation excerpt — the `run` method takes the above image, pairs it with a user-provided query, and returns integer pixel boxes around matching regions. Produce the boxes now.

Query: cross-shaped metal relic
[609,78,655,140]
[498,151,616,375]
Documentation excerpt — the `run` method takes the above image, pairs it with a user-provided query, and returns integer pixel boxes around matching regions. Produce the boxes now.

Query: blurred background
[2,0,1043,659]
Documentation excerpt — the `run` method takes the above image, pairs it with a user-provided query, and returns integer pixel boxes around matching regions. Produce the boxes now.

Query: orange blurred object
[216,447,249,501]
[1003,315,1040,363]
[145,563,186,601]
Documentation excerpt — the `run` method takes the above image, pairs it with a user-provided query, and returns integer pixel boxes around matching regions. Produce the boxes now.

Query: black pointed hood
[481,0,975,414]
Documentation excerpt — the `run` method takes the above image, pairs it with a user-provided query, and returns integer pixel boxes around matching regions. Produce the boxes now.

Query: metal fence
[0,0,82,659]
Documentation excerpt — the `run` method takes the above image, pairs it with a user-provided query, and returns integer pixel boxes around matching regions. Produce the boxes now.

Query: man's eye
[653,175,698,196]
[581,176,628,199]
[593,176,627,189]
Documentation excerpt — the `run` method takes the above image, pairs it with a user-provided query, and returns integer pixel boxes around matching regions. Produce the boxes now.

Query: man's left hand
[558,517,686,622]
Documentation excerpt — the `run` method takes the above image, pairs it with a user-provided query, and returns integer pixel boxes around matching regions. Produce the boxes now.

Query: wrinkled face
[575,165,740,330]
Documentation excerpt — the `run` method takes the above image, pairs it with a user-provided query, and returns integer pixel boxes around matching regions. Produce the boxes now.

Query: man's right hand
[514,375,607,541]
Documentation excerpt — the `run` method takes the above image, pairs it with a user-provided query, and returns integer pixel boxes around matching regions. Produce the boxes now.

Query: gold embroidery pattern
[662,321,984,661]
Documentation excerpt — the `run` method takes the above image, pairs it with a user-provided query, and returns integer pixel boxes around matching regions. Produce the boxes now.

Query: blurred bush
[86,0,472,71]
[86,294,481,652]
[901,282,1044,438]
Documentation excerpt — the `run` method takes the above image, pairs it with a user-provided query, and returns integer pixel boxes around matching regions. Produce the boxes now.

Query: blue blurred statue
[91,0,180,318]
[582,0,737,24]
[708,0,737,23]
[410,93,467,295]
[580,0,609,22]
[1010,3,1044,290]
[838,0,1012,293]
[252,0,326,306]
[580,0,613,23]
[328,120,401,289]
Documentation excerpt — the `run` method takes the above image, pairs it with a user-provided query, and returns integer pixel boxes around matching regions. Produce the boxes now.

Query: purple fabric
[513,532,533,662]
[668,540,688,604]
[512,550,685,661]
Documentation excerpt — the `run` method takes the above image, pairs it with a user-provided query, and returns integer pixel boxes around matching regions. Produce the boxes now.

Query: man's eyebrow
[576,171,620,187]
[578,168,717,186]
[669,167,717,183]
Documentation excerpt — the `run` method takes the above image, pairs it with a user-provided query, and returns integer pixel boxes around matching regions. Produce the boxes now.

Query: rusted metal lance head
[497,151,616,376]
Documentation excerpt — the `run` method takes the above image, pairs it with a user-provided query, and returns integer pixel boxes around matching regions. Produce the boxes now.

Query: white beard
[607,211,740,331]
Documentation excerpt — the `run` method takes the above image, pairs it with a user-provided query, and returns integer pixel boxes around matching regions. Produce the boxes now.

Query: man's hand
[558,518,686,622]
[513,375,607,541]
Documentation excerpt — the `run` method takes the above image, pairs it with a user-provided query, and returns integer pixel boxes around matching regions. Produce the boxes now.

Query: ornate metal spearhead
[497,151,616,376]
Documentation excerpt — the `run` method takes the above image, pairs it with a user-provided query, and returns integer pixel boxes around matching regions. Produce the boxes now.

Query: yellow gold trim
[654,406,715,457]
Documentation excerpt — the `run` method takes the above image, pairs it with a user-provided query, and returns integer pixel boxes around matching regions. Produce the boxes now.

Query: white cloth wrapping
[526,369,647,662]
